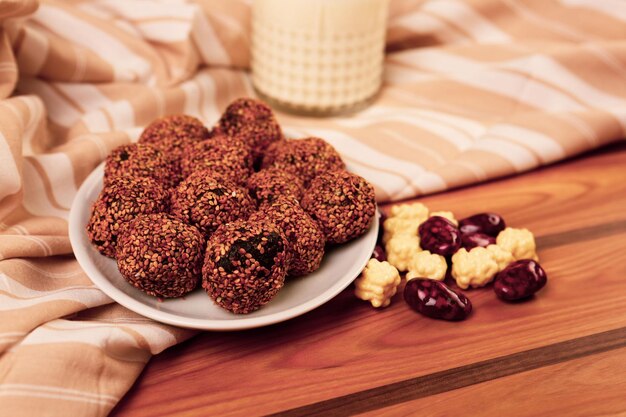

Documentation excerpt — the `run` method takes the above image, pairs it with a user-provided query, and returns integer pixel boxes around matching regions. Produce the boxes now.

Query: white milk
[252,0,389,116]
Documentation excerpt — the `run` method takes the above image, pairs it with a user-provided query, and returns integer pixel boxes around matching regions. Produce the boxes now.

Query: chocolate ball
[250,197,325,277]
[139,114,210,156]
[87,176,169,258]
[217,98,283,161]
[104,143,176,188]
[261,137,345,187]
[116,213,204,298]
[301,170,376,244]
[246,168,304,205]
[180,134,253,184]
[170,170,254,236]
[202,218,289,314]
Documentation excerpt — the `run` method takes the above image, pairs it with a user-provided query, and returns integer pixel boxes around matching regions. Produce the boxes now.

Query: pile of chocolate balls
[87,98,377,314]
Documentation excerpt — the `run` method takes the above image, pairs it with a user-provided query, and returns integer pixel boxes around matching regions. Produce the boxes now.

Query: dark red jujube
[404,278,472,321]
[418,216,461,257]
[493,259,547,301]
[458,212,506,237]
[461,232,496,250]
[377,210,387,245]
[371,245,387,262]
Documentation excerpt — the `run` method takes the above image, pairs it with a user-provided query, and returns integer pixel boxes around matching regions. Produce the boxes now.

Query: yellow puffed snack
[486,244,515,271]
[406,250,447,281]
[496,227,539,261]
[382,217,422,243]
[390,203,429,220]
[354,259,401,308]
[430,211,458,226]
[385,234,421,272]
[451,247,499,289]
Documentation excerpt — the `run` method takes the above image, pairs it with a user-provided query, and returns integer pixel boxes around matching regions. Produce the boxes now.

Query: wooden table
[112,142,626,417]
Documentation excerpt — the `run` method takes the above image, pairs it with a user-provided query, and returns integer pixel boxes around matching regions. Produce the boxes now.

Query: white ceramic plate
[69,163,379,330]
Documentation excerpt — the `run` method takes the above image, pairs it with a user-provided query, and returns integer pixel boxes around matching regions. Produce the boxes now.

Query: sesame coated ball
[86,176,169,258]
[246,168,304,205]
[170,170,255,236]
[180,134,253,184]
[116,213,205,298]
[139,114,210,158]
[217,98,283,161]
[104,143,176,188]
[261,137,345,187]
[202,218,289,314]
[301,170,376,244]
[250,197,325,277]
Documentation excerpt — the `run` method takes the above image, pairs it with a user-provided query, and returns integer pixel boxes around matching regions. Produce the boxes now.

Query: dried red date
[459,213,506,237]
[461,232,496,250]
[376,210,387,245]
[371,245,387,262]
[493,259,547,301]
[418,216,461,257]
[404,278,472,321]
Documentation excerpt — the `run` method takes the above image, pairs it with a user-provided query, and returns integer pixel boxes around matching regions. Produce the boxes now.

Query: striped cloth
[1,0,625,415]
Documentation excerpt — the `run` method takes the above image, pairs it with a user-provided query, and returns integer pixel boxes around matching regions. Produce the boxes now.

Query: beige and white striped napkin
[1,0,625,415]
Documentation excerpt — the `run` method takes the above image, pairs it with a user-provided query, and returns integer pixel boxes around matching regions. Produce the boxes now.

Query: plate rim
[69,163,378,331]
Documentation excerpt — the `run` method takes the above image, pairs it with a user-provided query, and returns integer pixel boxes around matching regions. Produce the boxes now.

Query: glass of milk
[251,0,389,116]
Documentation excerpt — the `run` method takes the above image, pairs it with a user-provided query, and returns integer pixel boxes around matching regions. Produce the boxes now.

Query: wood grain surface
[361,346,626,417]
[112,142,626,417]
